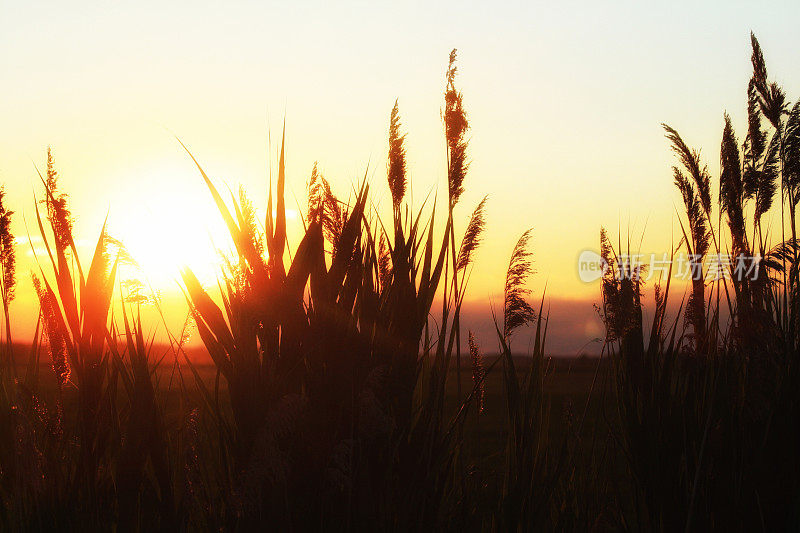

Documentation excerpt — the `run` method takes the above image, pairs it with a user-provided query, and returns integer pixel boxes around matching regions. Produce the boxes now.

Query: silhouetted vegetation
[600,32,800,531]
[1,37,800,531]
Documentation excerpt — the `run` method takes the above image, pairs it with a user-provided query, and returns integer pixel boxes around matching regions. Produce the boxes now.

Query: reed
[0,187,15,372]
[172,50,546,530]
[24,38,800,530]
[599,33,800,531]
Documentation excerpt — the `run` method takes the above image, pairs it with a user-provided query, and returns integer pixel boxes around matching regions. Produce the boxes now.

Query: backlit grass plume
[599,227,644,348]
[175,51,518,529]
[746,33,788,245]
[493,230,561,530]
[31,149,120,482]
[663,124,712,218]
[744,75,779,228]
[307,162,346,253]
[42,147,74,251]
[602,34,800,530]
[387,100,407,209]
[663,124,710,344]
[720,113,748,257]
[442,51,474,399]
[750,32,787,130]
[0,186,15,367]
[503,229,536,339]
[456,195,487,272]
[238,185,265,261]
[444,49,469,207]
[0,188,14,304]
[31,274,70,387]
[783,100,800,211]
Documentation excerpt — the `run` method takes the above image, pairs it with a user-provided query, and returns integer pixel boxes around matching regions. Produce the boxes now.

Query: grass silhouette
[1,37,800,531]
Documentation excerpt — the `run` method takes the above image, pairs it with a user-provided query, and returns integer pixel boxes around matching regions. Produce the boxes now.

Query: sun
[110,160,303,297]
[110,163,237,292]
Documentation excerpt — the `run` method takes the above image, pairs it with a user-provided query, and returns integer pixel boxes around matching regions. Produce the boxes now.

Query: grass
[2,35,800,531]
[596,32,800,531]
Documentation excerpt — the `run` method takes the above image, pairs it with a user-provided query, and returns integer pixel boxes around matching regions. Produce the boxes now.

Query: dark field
[191,355,606,465]
[15,350,607,466]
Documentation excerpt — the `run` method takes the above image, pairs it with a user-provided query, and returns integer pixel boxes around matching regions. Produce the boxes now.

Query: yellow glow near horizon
[110,161,305,295]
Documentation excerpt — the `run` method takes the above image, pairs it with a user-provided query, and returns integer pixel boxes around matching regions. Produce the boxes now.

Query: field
[25,355,603,471]
[2,36,800,531]
[6,350,612,529]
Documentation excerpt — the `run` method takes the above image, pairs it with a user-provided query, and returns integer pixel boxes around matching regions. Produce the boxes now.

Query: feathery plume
[600,228,621,341]
[444,49,469,206]
[456,196,487,272]
[750,32,768,92]
[664,124,709,343]
[308,162,324,224]
[745,78,766,171]
[662,124,712,216]
[782,100,800,204]
[32,273,70,387]
[179,311,196,349]
[720,114,748,255]
[0,186,15,306]
[308,163,346,252]
[105,234,137,268]
[121,279,149,305]
[673,165,708,340]
[673,169,710,257]
[239,186,265,259]
[750,33,787,129]
[743,76,777,224]
[503,229,536,339]
[43,147,74,250]
[756,135,780,222]
[387,100,407,209]
[599,228,644,345]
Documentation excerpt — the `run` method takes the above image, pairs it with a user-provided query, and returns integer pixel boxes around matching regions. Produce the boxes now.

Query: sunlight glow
[111,166,235,290]
[110,164,302,294]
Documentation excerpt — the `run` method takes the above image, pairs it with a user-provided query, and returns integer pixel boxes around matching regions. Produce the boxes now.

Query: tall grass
[600,32,800,531]
[174,49,560,530]
[8,36,800,531]
[0,50,564,531]
[0,149,185,530]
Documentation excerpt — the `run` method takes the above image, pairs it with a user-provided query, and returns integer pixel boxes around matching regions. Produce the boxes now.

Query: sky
[1,0,799,354]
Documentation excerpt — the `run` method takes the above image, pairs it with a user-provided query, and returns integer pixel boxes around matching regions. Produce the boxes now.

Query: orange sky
[2,1,799,353]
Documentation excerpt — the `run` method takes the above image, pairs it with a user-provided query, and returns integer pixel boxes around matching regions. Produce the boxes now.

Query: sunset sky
[2,0,799,353]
